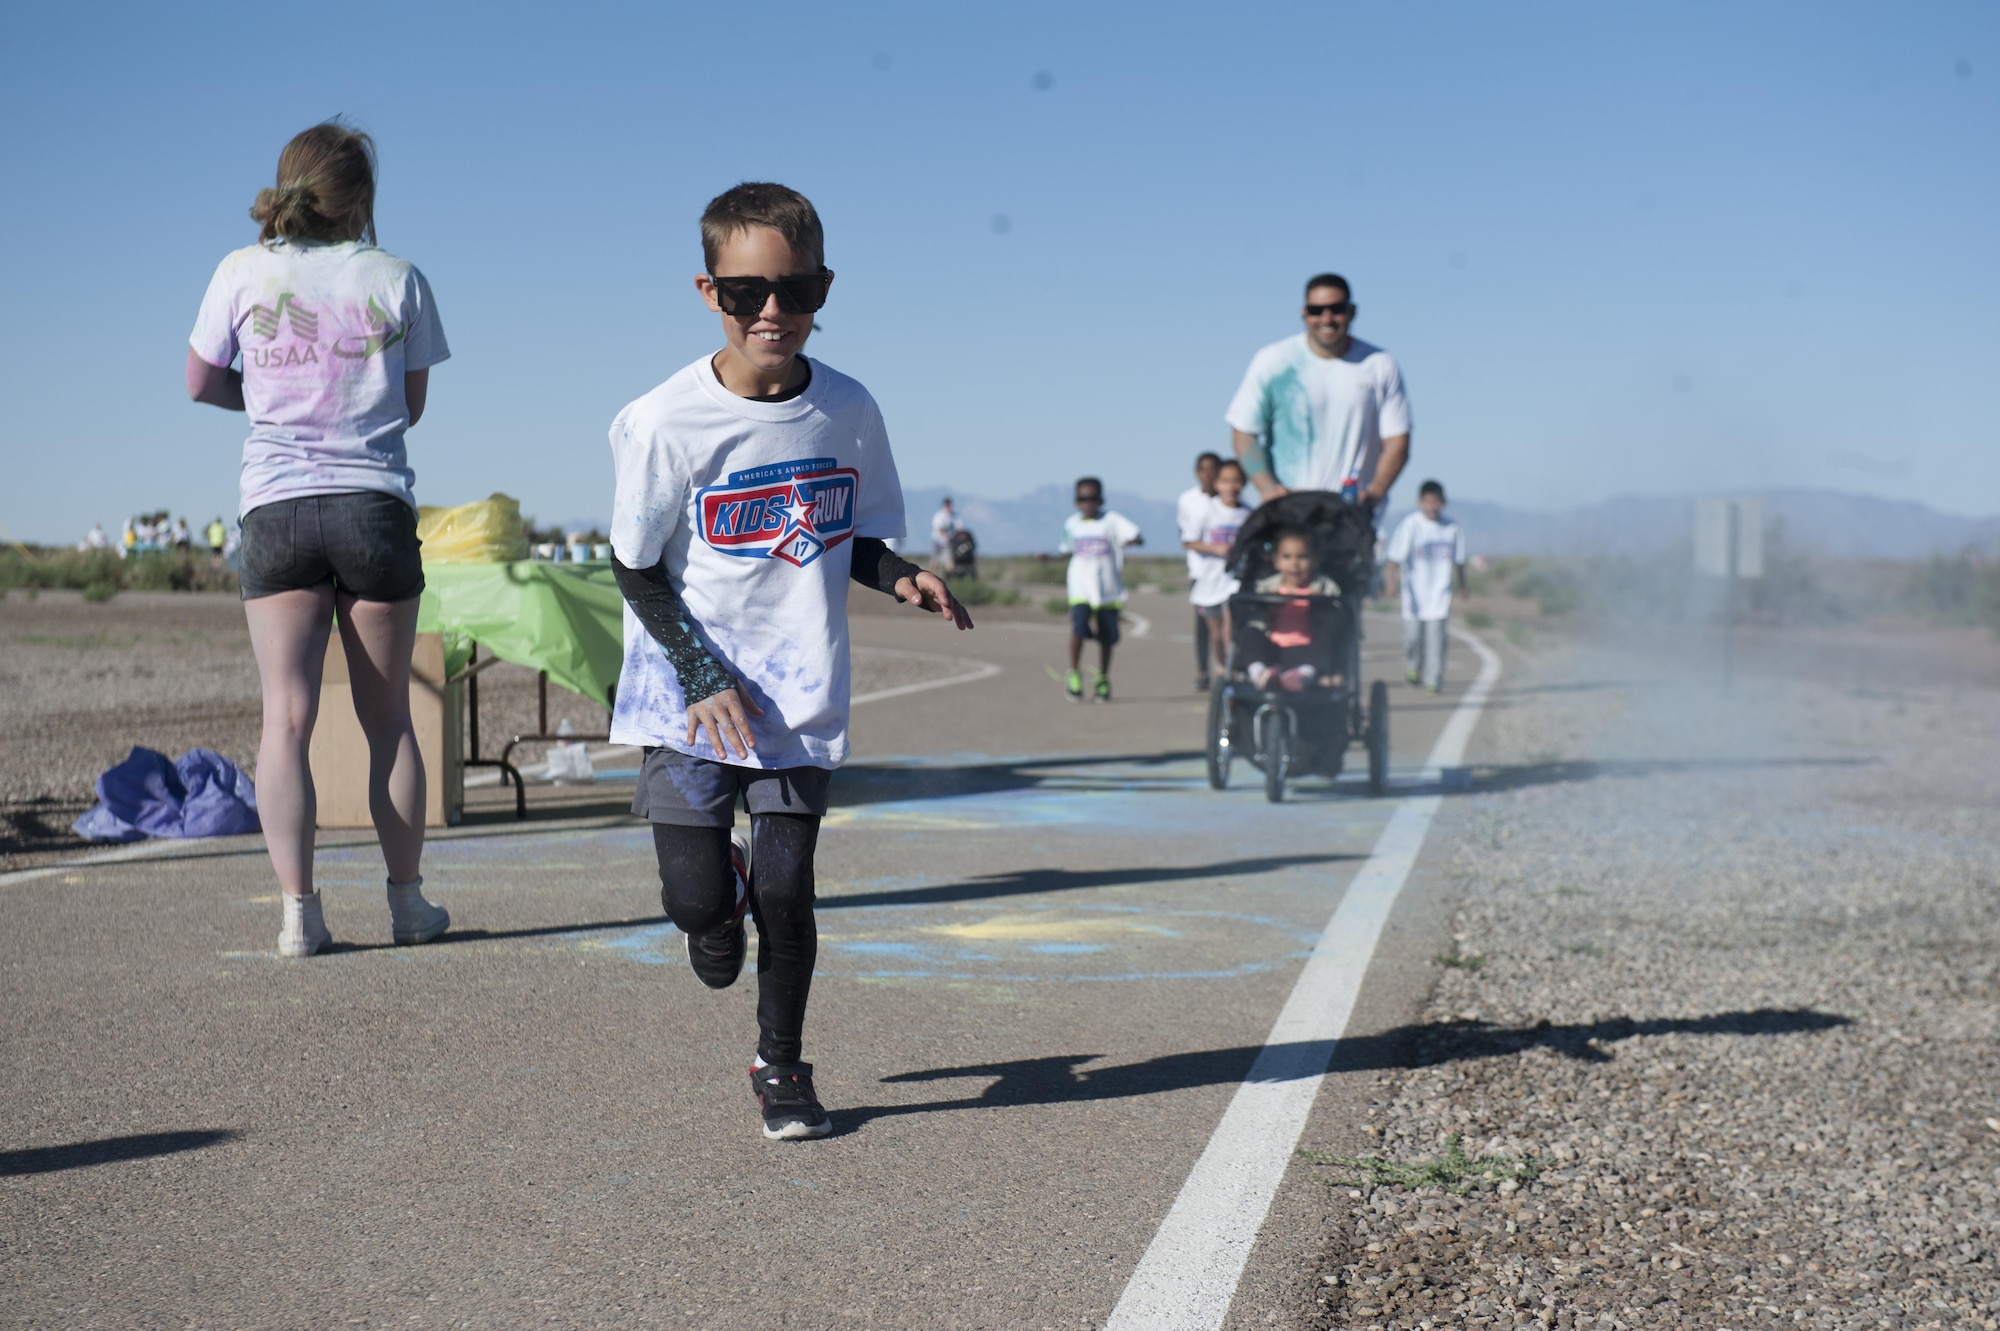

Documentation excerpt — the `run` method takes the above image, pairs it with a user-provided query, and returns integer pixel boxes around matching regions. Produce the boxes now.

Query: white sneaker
[278,892,331,958]
[387,876,450,945]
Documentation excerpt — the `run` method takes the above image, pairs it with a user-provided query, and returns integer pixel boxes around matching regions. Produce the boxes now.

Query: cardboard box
[308,630,463,828]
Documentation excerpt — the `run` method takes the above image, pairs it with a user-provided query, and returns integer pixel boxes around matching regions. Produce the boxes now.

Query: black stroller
[1204,491,1390,801]
[947,527,978,581]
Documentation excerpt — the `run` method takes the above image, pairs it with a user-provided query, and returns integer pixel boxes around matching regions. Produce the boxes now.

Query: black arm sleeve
[849,537,923,596]
[610,555,738,706]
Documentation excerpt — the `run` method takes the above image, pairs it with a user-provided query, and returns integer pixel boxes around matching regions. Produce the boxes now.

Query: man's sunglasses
[709,269,834,316]
[1305,300,1353,317]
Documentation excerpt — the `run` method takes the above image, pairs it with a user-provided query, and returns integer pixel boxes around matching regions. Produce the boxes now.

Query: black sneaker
[684,832,750,989]
[749,1061,833,1140]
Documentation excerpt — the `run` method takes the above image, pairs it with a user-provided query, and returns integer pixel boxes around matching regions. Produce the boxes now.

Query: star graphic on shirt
[776,491,819,536]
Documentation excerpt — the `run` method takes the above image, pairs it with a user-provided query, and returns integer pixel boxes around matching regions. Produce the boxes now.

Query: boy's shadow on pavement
[832,1008,1850,1133]
[818,851,1360,911]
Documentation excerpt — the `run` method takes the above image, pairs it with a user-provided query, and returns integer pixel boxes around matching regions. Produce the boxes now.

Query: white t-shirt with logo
[1177,484,1212,578]
[607,355,906,770]
[190,239,449,517]
[1061,511,1142,607]
[1385,510,1466,622]
[1224,334,1410,495]
[1189,497,1254,608]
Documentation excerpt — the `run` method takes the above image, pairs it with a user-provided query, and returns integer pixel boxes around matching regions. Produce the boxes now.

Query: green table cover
[415,561,624,706]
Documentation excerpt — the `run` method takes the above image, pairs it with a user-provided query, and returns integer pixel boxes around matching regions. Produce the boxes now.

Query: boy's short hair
[700,182,825,274]
[1216,459,1246,478]
[1304,272,1351,300]
[1418,479,1445,501]
[1273,527,1314,551]
[1075,476,1103,496]
[1196,452,1224,468]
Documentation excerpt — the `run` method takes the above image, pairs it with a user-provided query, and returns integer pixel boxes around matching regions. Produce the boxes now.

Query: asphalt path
[0,589,1493,1330]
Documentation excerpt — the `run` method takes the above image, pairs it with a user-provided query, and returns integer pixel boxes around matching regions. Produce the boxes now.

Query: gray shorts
[238,492,425,602]
[632,746,832,828]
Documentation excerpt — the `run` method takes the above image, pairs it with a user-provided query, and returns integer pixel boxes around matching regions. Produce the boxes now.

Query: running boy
[608,182,971,1140]
[1060,477,1142,702]
[1176,451,1222,689]
[1186,459,1253,688]
[1383,479,1467,693]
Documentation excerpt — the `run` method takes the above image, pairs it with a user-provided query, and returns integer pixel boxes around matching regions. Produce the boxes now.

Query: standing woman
[187,122,452,957]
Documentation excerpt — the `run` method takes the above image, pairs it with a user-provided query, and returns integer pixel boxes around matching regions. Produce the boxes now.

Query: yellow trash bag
[416,493,529,564]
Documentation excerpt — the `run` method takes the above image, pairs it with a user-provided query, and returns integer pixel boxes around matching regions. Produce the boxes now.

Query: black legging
[651,815,820,1065]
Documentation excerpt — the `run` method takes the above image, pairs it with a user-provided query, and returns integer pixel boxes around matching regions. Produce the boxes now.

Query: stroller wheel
[1367,679,1390,796]
[1205,682,1233,790]
[1262,710,1289,803]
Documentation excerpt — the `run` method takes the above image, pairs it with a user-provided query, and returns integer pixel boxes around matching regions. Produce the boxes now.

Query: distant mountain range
[897,485,2000,561]
[553,487,1998,562]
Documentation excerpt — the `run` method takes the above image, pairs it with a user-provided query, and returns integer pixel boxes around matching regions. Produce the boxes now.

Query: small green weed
[1504,621,1531,649]
[1043,595,1070,616]
[1553,884,1587,897]
[1561,942,1604,957]
[947,578,1021,607]
[1464,609,1493,629]
[81,580,119,604]
[1299,1134,1545,1194]
[1434,938,1485,971]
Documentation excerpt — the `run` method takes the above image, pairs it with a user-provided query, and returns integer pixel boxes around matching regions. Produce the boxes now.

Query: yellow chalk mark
[924,914,1174,942]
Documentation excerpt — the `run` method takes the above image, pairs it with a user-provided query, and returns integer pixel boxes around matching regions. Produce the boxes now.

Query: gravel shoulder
[1294,619,2000,1330]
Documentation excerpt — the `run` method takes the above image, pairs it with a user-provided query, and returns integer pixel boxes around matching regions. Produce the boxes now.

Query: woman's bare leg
[334,592,425,884]
[243,586,337,897]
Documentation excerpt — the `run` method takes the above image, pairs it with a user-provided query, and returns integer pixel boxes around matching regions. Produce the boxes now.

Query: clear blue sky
[2,1,1995,542]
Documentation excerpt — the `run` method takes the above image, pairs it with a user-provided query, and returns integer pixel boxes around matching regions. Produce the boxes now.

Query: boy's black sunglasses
[709,269,834,316]
[1305,300,1353,317]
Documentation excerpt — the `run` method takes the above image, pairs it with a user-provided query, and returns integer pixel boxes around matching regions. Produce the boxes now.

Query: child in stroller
[1243,530,1342,694]
[1205,491,1390,799]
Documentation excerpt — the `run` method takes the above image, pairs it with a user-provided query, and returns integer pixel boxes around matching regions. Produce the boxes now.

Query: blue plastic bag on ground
[72,747,261,842]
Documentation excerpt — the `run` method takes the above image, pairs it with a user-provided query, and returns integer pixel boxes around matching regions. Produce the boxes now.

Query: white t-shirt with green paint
[190,239,449,517]
[1224,334,1410,495]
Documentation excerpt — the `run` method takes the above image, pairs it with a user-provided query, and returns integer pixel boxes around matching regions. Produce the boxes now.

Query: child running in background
[1384,479,1467,692]
[608,182,970,1140]
[1245,530,1341,692]
[1186,459,1254,689]
[1176,451,1222,690]
[1060,476,1142,702]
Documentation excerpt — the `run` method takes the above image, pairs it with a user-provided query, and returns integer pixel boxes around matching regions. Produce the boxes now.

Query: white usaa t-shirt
[1176,484,1210,578]
[1062,511,1142,607]
[1224,334,1410,494]
[1189,497,1254,608]
[190,239,449,517]
[1386,511,1466,622]
[608,355,906,770]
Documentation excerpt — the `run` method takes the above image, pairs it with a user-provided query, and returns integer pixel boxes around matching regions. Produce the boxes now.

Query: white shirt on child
[607,354,906,769]
[1189,497,1254,608]
[1061,511,1142,607]
[190,239,449,517]
[1176,484,1211,578]
[1385,510,1466,622]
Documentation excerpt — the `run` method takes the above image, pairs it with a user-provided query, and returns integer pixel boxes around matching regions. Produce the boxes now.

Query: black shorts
[632,746,832,828]
[1068,603,1121,645]
[238,492,426,602]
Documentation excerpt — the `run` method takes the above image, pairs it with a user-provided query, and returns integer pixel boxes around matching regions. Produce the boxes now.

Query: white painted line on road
[1105,628,1501,1331]
[850,646,1002,706]
[0,835,246,889]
